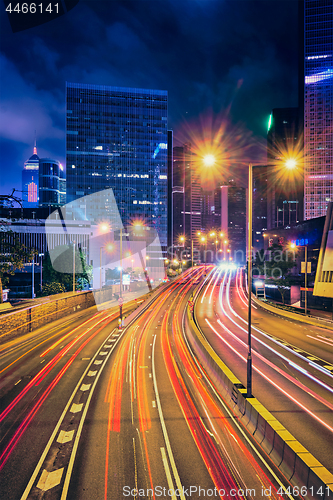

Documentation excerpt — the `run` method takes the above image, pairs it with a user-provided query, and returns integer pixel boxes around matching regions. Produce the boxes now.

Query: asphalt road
[0,268,296,500]
[195,267,333,476]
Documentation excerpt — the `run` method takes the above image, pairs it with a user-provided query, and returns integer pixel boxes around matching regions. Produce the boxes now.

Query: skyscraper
[39,159,65,208]
[22,143,39,208]
[184,144,201,243]
[220,182,246,262]
[172,146,185,248]
[303,0,333,219]
[65,83,168,248]
[253,165,268,251]
[267,107,303,229]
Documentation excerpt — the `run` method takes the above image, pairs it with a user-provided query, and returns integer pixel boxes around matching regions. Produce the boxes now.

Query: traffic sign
[118,297,124,306]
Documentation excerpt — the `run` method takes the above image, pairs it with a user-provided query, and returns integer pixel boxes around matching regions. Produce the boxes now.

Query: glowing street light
[99,222,110,233]
[285,158,297,169]
[203,154,216,167]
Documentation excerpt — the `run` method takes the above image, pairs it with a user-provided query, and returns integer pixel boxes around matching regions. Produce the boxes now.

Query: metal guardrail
[257,297,333,326]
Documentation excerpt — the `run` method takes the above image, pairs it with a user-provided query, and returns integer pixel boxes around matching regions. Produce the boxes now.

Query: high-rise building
[65,82,168,249]
[220,182,247,263]
[184,144,201,243]
[201,190,215,230]
[39,159,65,208]
[303,0,333,219]
[167,130,173,252]
[22,143,39,208]
[253,165,268,251]
[267,107,303,229]
[172,146,185,249]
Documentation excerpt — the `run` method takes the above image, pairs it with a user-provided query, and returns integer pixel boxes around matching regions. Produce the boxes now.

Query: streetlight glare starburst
[267,129,304,194]
[175,109,257,189]
[203,154,216,167]
[285,158,297,169]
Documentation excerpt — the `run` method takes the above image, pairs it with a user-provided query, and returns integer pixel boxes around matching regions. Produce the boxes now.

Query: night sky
[0,0,299,196]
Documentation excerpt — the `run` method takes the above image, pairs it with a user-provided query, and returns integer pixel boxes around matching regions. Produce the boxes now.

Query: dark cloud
[0,0,298,195]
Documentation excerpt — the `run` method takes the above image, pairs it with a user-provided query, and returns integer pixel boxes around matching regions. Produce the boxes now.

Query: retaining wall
[0,291,96,343]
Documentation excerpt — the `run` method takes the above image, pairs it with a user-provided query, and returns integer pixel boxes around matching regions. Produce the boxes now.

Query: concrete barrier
[185,306,333,499]
[252,295,333,331]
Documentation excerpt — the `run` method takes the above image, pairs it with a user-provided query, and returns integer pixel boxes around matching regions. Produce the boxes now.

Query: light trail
[0,311,103,375]
[223,271,333,393]
[161,278,278,499]
[0,318,112,472]
[0,312,114,424]
[205,318,333,435]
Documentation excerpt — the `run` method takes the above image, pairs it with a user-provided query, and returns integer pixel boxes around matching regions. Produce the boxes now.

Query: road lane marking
[87,370,97,377]
[36,468,64,491]
[181,308,294,500]
[152,401,156,408]
[152,336,186,500]
[70,403,83,413]
[160,448,177,500]
[57,430,74,444]
[80,384,91,391]
[99,351,108,356]
[20,327,123,500]
[15,379,21,385]
[94,359,103,365]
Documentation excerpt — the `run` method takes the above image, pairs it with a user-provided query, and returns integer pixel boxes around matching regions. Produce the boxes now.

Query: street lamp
[73,240,76,293]
[179,235,185,270]
[32,254,35,299]
[100,246,103,290]
[247,164,253,398]
[203,154,216,167]
[39,253,44,293]
[200,236,207,271]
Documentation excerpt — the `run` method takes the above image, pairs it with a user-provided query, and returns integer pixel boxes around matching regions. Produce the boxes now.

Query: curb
[185,307,333,500]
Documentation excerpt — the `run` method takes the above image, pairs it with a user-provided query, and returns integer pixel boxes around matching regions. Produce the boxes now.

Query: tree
[41,248,92,295]
[253,243,297,304]
[0,229,35,303]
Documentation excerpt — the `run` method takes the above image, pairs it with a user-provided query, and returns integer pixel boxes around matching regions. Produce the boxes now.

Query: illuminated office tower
[267,107,302,229]
[184,144,201,243]
[66,83,168,248]
[303,0,333,219]
[39,158,64,208]
[22,143,39,208]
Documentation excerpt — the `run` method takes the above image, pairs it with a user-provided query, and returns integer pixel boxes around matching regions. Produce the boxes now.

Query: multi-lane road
[196,267,333,474]
[0,266,332,499]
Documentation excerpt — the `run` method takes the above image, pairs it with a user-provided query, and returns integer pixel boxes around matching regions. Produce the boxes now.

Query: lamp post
[247,163,253,398]
[200,236,207,272]
[73,240,76,293]
[179,236,185,272]
[100,246,103,290]
[32,255,35,299]
[39,253,44,293]
[119,227,123,326]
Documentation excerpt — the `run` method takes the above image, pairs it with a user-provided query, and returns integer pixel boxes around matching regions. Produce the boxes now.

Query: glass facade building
[304,0,333,219]
[39,158,64,208]
[66,82,168,248]
[22,145,39,208]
